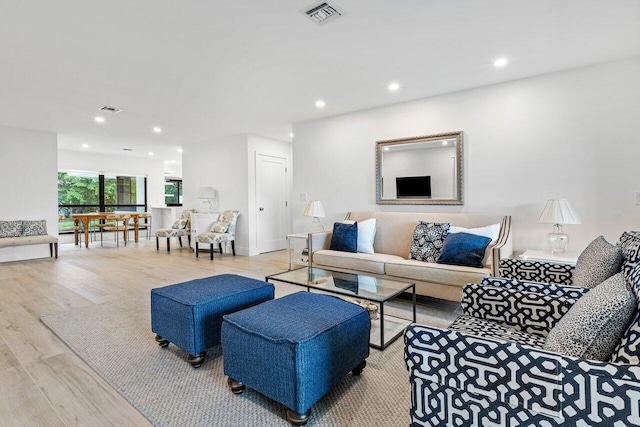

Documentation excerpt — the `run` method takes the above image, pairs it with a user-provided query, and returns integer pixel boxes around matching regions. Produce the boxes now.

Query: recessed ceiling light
[148,152,154,156]
[315,100,326,108]
[494,57,509,68]
[95,116,105,123]
[383,147,390,151]
[388,82,400,92]
[82,144,89,148]
[177,148,183,153]
[289,133,295,138]
[153,127,162,133]
[442,141,448,146]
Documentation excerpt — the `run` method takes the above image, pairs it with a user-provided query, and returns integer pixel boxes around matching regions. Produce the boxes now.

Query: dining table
[71,212,143,248]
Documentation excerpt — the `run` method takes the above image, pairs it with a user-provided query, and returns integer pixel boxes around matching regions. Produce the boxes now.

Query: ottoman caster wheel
[352,360,366,376]
[155,335,169,348]
[188,351,206,368]
[286,408,311,426]
[227,377,246,395]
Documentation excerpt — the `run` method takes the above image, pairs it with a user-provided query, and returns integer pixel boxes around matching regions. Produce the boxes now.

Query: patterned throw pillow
[617,231,640,277]
[544,273,636,361]
[409,222,450,263]
[171,219,188,229]
[0,220,23,238]
[610,263,640,363]
[210,221,230,233]
[21,220,47,236]
[573,236,623,288]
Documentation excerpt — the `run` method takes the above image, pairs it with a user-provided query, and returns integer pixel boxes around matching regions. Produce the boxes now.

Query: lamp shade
[197,186,216,199]
[537,199,581,225]
[303,200,326,218]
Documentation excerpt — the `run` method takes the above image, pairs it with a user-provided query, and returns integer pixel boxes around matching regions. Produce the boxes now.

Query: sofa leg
[188,351,206,368]
[54,242,58,259]
[195,242,199,258]
[218,243,223,255]
[167,238,170,252]
[210,244,214,261]
[49,243,53,258]
[156,236,159,251]
[231,241,236,256]
[286,409,311,426]
[227,377,246,395]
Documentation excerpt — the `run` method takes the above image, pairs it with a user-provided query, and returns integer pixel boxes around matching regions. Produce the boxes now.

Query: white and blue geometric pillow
[610,262,640,364]
[409,221,450,263]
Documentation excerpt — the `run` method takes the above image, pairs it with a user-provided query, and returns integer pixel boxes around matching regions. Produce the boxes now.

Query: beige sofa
[309,211,512,301]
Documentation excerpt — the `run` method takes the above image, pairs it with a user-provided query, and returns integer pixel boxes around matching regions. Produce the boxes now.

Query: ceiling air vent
[122,148,133,152]
[98,105,122,114]
[300,1,343,26]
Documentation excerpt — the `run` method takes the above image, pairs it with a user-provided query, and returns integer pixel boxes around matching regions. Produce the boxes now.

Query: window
[165,179,182,206]
[58,172,147,232]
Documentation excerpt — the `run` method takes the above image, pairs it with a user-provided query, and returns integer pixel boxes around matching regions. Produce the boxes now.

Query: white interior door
[257,154,287,253]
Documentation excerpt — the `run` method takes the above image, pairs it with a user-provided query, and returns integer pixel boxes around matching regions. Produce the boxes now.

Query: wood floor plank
[0,343,65,427]
[26,352,151,427]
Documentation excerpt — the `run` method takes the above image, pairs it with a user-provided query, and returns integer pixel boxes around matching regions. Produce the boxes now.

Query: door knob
[259,207,264,211]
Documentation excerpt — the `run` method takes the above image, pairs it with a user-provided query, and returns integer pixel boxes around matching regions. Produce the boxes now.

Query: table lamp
[303,200,326,232]
[537,199,581,254]
[197,187,219,213]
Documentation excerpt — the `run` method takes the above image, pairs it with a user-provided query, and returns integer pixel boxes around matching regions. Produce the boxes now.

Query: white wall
[0,125,58,262]
[58,149,166,208]
[183,134,292,256]
[182,135,250,253]
[292,56,640,254]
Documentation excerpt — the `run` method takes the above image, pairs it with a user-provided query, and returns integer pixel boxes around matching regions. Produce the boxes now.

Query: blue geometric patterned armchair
[405,232,640,426]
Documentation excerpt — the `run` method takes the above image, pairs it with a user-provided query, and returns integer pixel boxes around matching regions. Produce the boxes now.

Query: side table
[519,249,579,266]
[287,233,312,270]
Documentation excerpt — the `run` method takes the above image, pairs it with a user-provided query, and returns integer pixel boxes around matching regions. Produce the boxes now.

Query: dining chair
[101,214,131,247]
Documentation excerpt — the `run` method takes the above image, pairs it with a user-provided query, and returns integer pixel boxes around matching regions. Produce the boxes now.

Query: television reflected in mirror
[376,131,463,205]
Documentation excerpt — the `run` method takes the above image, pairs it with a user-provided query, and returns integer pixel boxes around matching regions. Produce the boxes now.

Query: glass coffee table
[265,267,416,350]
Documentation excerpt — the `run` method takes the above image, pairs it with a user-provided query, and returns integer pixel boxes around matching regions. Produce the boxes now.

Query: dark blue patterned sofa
[405,232,640,426]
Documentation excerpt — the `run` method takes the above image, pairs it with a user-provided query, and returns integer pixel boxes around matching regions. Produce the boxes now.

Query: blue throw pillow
[437,232,492,268]
[330,222,358,253]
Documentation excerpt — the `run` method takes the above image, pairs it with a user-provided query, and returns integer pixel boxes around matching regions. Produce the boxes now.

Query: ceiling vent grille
[98,105,122,114]
[301,1,343,26]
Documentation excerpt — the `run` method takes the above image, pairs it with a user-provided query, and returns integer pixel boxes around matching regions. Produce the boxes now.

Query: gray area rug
[41,294,416,426]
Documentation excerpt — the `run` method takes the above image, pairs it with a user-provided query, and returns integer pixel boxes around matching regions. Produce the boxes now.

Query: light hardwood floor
[0,237,459,426]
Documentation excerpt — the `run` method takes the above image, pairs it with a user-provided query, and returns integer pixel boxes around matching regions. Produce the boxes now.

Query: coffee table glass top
[266,267,413,303]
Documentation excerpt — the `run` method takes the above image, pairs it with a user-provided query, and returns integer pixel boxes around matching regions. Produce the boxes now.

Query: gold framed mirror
[376,131,463,205]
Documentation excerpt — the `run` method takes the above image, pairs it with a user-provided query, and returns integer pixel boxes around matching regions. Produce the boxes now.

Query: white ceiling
[1,0,639,163]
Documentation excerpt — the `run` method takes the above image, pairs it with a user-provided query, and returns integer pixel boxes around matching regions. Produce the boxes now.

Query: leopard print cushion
[572,236,623,288]
[544,273,636,361]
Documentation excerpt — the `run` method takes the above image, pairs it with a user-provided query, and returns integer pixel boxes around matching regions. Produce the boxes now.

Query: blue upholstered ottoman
[222,291,370,425]
[151,274,274,368]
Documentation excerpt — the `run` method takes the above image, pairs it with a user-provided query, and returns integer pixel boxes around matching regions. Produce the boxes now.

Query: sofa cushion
[344,218,376,254]
[437,232,491,268]
[544,273,636,361]
[0,220,22,238]
[617,231,640,277]
[449,223,501,267]
[409,221,450,263]
[329,222,358,253]
[572,236,623,289]
[0,234,58,248]
[21,220,47,236]
[385,259,490,287]
[610,263,640,363]
[448,315,546,349]
[313,250,405,275]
